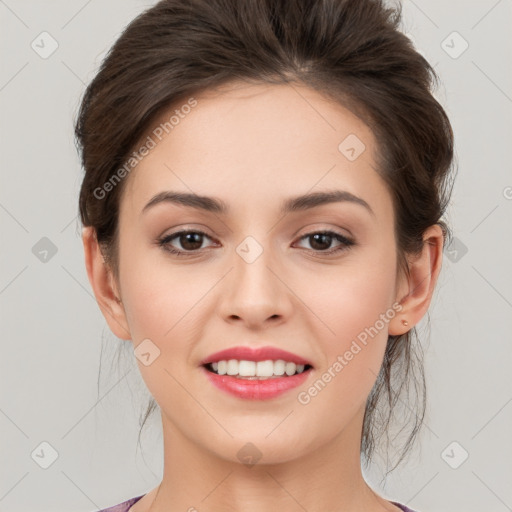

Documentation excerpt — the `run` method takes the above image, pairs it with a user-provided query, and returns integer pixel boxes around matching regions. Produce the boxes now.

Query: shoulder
[95,494,145,512]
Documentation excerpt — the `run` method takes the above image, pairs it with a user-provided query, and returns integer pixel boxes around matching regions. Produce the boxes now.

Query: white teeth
[226,359,238,375]
[285,362,296,376]
[238,360,256,376]
[217,360,227,375]
[256,360,274,377]
[207,359,309,378]
[274,360,285,376]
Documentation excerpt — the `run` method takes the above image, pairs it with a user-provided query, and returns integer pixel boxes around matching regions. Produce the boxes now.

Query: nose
[217,244,293,329]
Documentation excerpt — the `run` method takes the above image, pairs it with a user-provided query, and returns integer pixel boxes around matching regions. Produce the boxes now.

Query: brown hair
[75,0,455,476]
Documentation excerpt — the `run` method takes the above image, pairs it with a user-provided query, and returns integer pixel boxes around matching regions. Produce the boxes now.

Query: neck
[145,405,394,512]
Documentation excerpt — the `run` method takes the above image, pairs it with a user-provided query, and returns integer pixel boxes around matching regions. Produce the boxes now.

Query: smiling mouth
[203,360,313,380]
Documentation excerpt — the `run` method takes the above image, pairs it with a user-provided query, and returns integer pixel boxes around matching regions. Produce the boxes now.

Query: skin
[82,81,443,512]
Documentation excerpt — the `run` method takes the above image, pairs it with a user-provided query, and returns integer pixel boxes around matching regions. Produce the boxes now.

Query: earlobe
[389,224,444,336]
[81,226,131,340]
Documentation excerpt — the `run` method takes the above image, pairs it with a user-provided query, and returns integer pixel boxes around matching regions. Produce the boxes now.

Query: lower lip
[201,366,312,400]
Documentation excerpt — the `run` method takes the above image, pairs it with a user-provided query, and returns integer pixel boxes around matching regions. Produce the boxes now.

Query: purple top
[96,494,417,512]
[96,495,144,512]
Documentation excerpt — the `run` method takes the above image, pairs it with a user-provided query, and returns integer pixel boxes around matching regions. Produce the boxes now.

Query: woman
[76,0,455,510]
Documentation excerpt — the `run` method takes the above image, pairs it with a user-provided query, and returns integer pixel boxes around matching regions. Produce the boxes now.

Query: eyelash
[156,229,355,257]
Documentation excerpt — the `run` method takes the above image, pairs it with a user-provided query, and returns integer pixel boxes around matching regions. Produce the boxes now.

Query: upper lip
[200,346,313,367]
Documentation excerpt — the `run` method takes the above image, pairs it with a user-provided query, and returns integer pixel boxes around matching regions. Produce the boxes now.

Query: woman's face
[106,82,409,464]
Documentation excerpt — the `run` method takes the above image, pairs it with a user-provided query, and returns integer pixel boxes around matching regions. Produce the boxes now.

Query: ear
[389,224,444,336]
[82,226,131,340]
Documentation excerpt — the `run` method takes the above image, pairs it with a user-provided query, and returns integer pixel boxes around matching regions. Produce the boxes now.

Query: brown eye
[157,230,216,256]
[176,232,204,251]
[296,231,355,254]
[308,233,334,251]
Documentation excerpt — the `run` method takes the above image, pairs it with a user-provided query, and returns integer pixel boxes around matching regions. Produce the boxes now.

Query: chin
[207,431,311,467]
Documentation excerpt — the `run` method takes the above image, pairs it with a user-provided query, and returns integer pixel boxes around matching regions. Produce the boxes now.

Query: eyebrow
[141,190,375,217]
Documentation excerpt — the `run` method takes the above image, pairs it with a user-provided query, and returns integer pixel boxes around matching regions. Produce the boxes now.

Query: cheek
[120,244,214,346]
[294,249,397,398]
[295,278,394,431]
[300,252,397,343]
[119,254,212,402]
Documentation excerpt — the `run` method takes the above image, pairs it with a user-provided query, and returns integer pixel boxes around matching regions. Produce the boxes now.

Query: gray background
[1,1,511,511]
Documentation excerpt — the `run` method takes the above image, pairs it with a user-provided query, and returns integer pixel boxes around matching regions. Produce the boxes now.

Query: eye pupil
[181,232,203,250]
[310,233,332,251]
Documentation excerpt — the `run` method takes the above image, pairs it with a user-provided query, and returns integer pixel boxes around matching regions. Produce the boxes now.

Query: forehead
[121,81,389,219]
